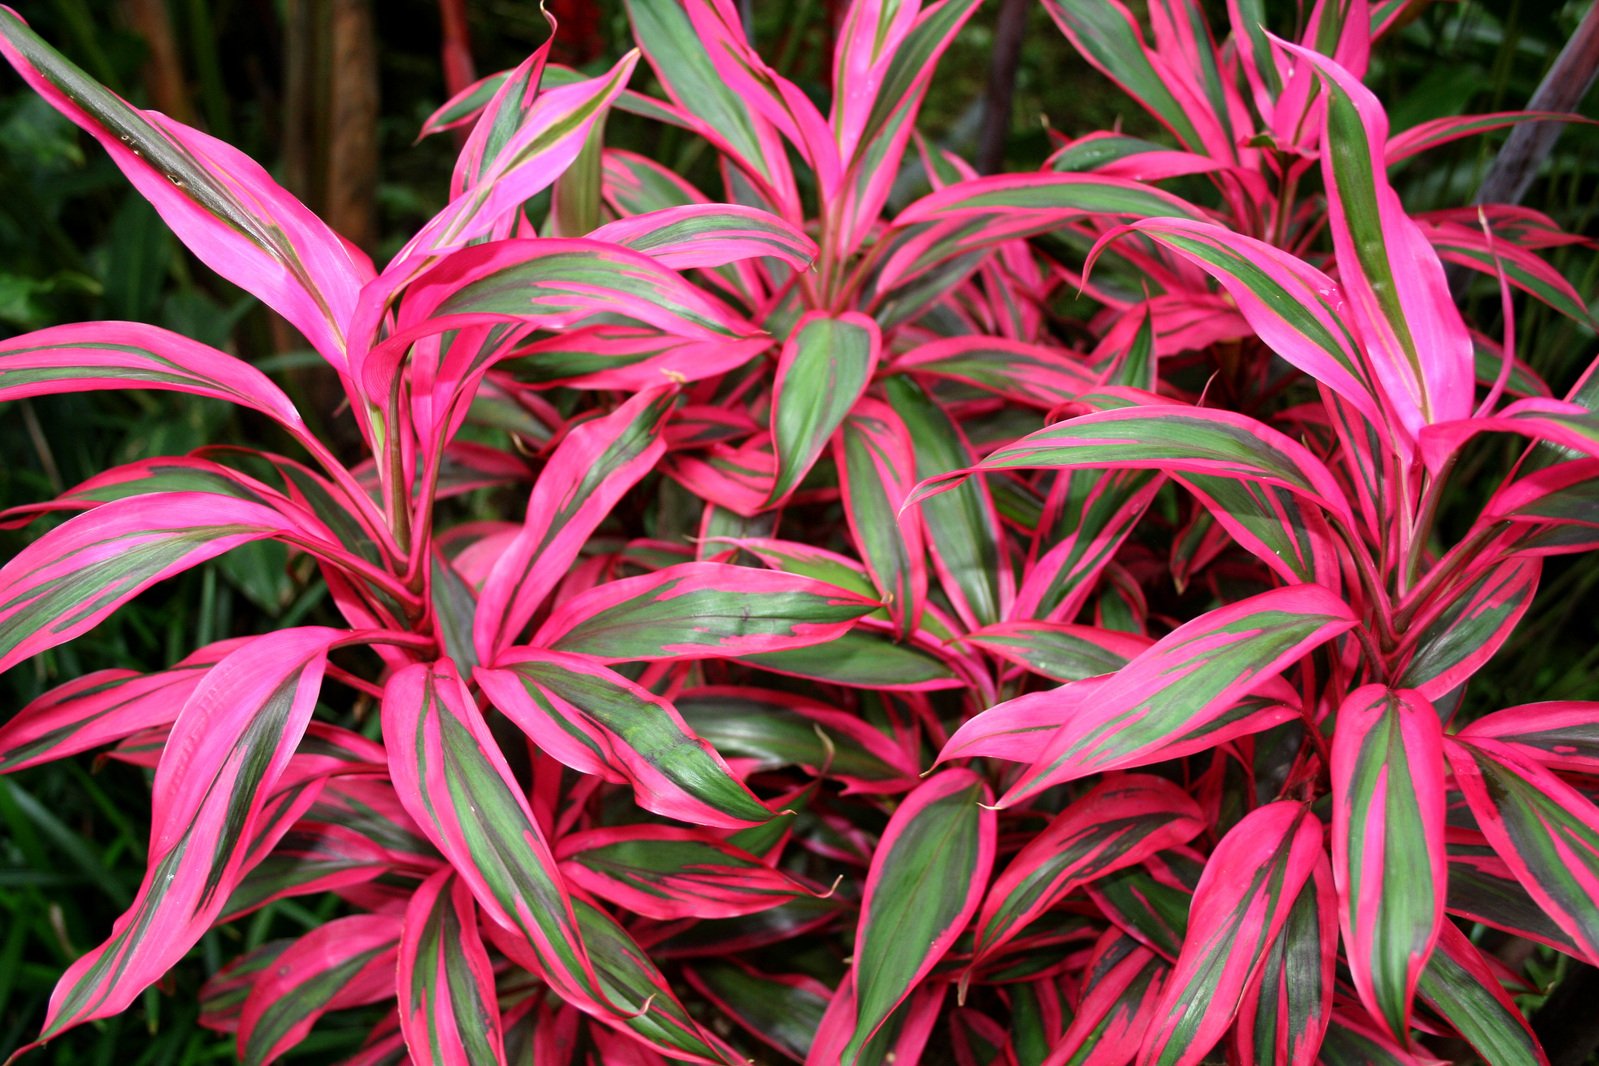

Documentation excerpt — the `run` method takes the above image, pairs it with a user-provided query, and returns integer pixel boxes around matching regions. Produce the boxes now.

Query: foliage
[2,0,1598,1063]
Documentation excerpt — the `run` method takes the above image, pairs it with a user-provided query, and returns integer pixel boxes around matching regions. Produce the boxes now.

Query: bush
[2,1,1597,1063]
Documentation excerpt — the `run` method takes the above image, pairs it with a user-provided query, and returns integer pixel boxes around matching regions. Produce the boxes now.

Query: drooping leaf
[33,629,342,1043]
[0,11,370,368]
[1446,737,1599,966]
[0,493,300,674]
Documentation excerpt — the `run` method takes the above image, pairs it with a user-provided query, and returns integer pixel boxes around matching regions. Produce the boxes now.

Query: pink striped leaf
[571,896,743,1063]
[906,405,1357,531]
[198,941,289,1035]
[1446,830,1582,956]
[1137,802,1324,1066]
[558,825,805,920]
[1047,131,1225,181]
[1459,701,1599,775]
[1415,919,1549,1066]
[680,0,839,190]
[675,686,920,793]
[588,204,815,270]
[829,0,921,163]
[1040,0,1214,154]
[0,638,241,772]
[625,0,796,206]
[969,586,1355,806]
[877,173,1201,296]
[236,914,401,1066]
[381,661,605,1011]
[960,623,1149,683]
[0,321,305,431]
[219,821,397,923]
[401,53,637,258]
[508,328,768,391]
[1387,110,1596,164]
[1178,473,1346,588]
[1394,556,1540,699]
[1285,42,1474,448]
[737,624,961,691]
[0,493,300,675]
[893,336,1098,409]
[1421,398,1599,471]
[477,648,774,827]
[1119,219,1384,429]
[1330,685,1446,1041]
[830,0,981,256]
[842,769,995,1063]
[33,628,342,1043]
[398,869,507,1066]
[1424,219,1595,327]
[447,27,553,196]
[1040,930,1168,1066]
[685,961,829,1063]
[884,376,1010,628]
[1446,737,1599,966]
[475,387,675,662]
[1087,863,1193,962]
[0,12,370,368]
[533,562,877,661]
[971,775,1205,968]
[768,312,880,505]
[837,399,928,636]
[1236,852,1338,1066]
[1013,469,1163,623]
[364,239,755,401]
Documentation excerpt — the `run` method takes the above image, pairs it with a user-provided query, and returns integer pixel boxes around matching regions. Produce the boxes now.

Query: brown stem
[975,0,1029,176]
[1474,1,1599,210]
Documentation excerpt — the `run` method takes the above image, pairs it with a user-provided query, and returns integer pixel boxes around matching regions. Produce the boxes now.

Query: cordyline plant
[3,0,1599,1062]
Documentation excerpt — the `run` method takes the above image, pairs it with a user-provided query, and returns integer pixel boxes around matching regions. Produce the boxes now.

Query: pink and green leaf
[1285,42,1475,446]
[533,562,877,661]
[1446,737,1599,966]
[768,312,880,505]
[474,387,675,662]
[1459,701,1599,775]
[964,586,1354,806]
[0,493,300,677]
[844,769,995,1062]
[1235,853,1338,1066]
[381,660,604,1010]
[34,629,341,1042]
[1138,802,1323,1066]
[837,399,928,636]
[1041,930,1167,1066]
[1415,920,1550,1066]
[588,204,816,269]
[907,405,1356,531]
[398,869,507,1066]
[971,775,1205,965]
[236,915,401,1066]
[477,648,774,827]
[559,825,805,920]
[1330,684,1446,1041]
[0,12,370,368]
